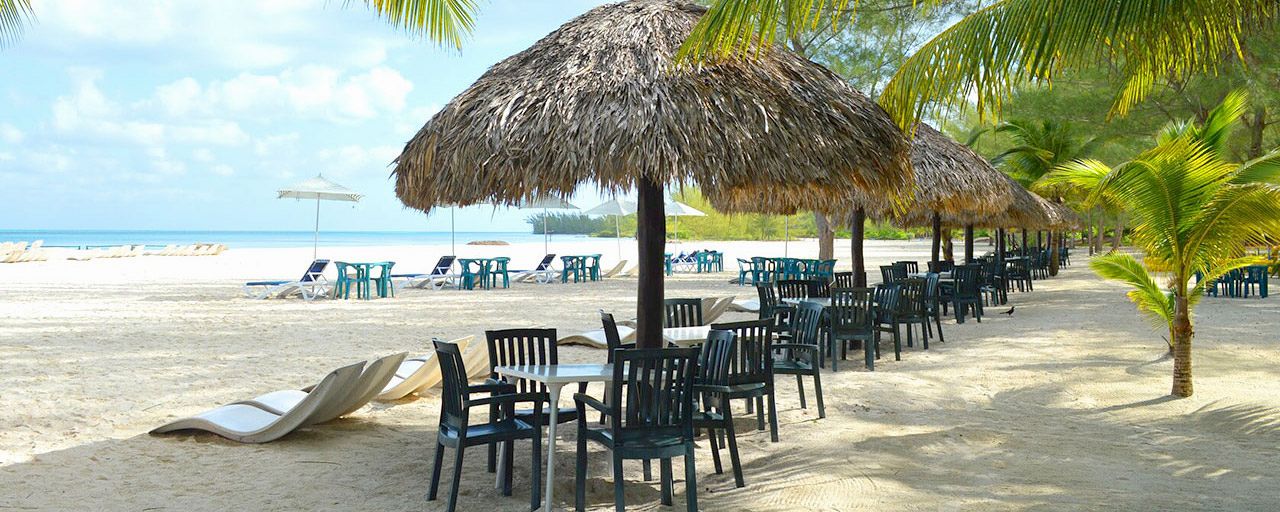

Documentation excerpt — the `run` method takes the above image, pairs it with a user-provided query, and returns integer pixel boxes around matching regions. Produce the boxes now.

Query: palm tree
[1045,92,1280,398]
[679,1,1280,127]
[991,120,1106,274]
[0,0,478,49]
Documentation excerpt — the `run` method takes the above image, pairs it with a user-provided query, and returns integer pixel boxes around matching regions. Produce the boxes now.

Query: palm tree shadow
[1096,395,1179,413]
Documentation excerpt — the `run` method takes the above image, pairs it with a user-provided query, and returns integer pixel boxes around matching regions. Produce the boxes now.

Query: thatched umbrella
[711,123,1012,284]
[392,0,912,348]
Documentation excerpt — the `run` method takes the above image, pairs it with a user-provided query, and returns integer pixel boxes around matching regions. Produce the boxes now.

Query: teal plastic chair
[694,251,712,273]
[458,259,483,290]
[560,256,581,283]
[664,253,674,276]
[372,261,396,298]
[334,261,354,299]
[586,254,602,281]
[489,257,511,288]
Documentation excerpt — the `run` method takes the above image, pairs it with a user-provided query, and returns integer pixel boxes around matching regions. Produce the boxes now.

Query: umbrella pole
[636,177,666,349]
[851,208,866,287]
[543,207,549,255]
[931,212,942,268]
[313,198,320,260]
[451,208,456,256]
[615,214,622,261]
[784,217,790,257]
[964,224,975,263]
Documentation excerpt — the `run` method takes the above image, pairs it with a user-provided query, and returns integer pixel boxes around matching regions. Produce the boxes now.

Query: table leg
[544,382,563,511]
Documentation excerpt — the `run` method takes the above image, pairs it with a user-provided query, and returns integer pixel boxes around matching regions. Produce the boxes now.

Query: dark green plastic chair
[952,264,985,323]
[829,287,876,371]
[428,339,545,512]
[708,318,778,442]
[484,328,581,473]
[573,348,700,512]
[691,330,747,487]
[776,301,825,418]
[872,283,903,362]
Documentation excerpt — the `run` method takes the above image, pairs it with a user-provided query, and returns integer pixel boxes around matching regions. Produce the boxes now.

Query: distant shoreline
[0,230,570,249]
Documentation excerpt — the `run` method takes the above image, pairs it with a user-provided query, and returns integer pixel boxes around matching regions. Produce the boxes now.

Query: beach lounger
[239,353,406,424]
[243,259,332,300]
[393,256,458,290]
[1,242,25,263]
[600,260,627,278]
[376,335,476,400]
[511,254,557,283]
[729,298,760,314]
[557,323,636,349]
[149,362,365,444]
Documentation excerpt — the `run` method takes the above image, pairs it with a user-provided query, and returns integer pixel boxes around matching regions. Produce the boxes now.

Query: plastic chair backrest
[432,256,456,276]
[609,348,699,436]
[484,328,558,394]
[432,339,471,431]
[709,318,773,386]
[300,259,330,282]
[830,287,874,335]
[663,298,704,328]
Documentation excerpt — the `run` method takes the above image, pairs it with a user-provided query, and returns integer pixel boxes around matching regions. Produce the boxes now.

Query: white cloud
[152,66,413,122]
[211,164,235,177]
[51,71,249,147]
[254,133,301,157]
[0,124,25,144]
[316,144,400,177]
[28,0,398,69]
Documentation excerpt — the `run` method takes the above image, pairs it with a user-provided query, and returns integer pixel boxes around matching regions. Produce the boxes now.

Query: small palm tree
[1046,92,1280,397]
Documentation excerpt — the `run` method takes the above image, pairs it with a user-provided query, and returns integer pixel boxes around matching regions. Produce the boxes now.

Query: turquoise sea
[0,230,567,249]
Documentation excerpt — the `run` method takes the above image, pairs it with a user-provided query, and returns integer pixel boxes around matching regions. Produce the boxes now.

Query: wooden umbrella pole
[930,211,942,267]
[635,176,666,349]
[964,225,975,263]
[851,207,866,287]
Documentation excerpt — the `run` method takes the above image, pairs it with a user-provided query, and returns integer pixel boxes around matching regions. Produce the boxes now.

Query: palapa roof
[392,0,912,215]
[897,173,1079,229]
[715,123,1013,224]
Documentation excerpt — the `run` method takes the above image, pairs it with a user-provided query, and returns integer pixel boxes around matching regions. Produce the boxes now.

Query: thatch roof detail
[713,123,1012,222]
[896,173,1084,229]
[392,0,912,214]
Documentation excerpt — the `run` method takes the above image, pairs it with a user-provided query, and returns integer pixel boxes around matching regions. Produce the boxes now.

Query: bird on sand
[1002,306,1015,316]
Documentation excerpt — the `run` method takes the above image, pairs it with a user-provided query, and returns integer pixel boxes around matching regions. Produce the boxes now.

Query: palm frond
[676,0,856,62]
[0,0,32,48]
[359,0,478,50]
[879,0,1280,128]
[1231,148,1280,185]
[1091,253,1173,331]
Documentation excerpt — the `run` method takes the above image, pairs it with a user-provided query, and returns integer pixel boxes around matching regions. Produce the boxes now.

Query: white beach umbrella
[277,174,362,259]
[584,198,637,259]
[664,200,705,244]
[519,196,579,254]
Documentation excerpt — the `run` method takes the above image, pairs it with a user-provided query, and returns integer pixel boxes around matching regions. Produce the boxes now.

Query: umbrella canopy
[277,174,362,259]
[391,0,912,348]
[584,198,638,260]
[519,196,579,254]
[664,200,705,244]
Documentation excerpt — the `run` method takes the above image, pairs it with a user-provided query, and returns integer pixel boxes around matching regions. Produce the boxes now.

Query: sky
[0,0,619,232]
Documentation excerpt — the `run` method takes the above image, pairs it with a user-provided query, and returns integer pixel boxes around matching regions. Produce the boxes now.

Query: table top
[782,297,831,307]
[662,325,712,346]
[494,364,614,384]
[908,272,954,279]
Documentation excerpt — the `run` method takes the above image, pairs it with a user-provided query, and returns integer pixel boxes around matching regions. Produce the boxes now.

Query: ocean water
[0,230,570,249]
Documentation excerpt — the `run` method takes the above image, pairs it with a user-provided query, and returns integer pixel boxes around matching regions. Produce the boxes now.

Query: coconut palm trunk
[1049,229,1060,276]
[1111,217,1126,250]
[1171,294,1194,397]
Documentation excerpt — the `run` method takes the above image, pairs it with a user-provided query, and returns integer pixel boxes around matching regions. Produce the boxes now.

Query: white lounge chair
[600,260,628,278]
[243,259,332,300]
[729,298,760,314]
[511,254,558,284]
[239,353,406,425]
[392,256,458,290]
[557,323,636,349]
[377,336,476,401]
[149,362,365,444]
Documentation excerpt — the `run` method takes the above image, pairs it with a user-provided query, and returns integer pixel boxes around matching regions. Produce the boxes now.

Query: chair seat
[582,425,690,456]
[772,360,815,373]
[440,418,537,445]
[515,406,578,424]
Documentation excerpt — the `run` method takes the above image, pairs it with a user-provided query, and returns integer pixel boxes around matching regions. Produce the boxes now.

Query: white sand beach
[1,237,1278,511]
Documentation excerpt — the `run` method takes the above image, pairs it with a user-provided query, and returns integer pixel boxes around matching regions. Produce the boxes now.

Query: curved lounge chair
[557,324,636,349]
[239,353,406,425]
[243,259,331,301]
[149,362,365,443]
[600,260,628,278]
[377,336,475,401]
